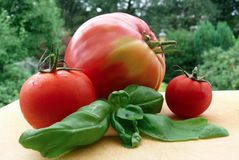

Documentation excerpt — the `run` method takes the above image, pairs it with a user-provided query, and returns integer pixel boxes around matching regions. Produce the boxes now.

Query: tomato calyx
[38,48,81,73]
[143,34,177,55]
[175,65,207,83]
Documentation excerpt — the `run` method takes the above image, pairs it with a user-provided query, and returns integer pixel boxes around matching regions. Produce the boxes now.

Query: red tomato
[19,70,96,128]
[165,67,212,118]
[65,12,166,98]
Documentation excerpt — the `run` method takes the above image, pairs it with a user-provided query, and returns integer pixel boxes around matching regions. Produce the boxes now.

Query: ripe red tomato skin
[19,70,96,129]
[65,12,165,98]
[165,75,212,118]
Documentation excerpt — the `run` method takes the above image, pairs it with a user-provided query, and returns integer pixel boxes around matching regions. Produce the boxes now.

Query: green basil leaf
[108,90,130,109]
[111,111,141,148]
[116,104,144,120]
[124,85,164,113]
[199,124,229,139]
[19,100,112,158]
[138,114,229,141]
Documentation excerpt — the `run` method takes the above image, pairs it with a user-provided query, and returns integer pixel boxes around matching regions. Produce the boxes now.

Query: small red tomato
[165,67,212,118]
[19,51,96,128]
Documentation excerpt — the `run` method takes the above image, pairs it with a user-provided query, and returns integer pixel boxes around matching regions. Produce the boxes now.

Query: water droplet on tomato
[32,81,36,86]
[31,81,42,87]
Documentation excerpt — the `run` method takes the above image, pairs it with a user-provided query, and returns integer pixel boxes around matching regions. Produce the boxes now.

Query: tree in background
[164,29,196,82]
[0,0,65,107]
[57,0,95,32]
[193,21,236,63]
[201,43,239,90]
[216,22,236,50]
[193,21,217,64]
[57,0,239,37]
[0,63,32,107]
[57,0,150,33]
[142,0,219,33]
[0,0,65,55]
[211,0,239,35]
[0,10,24,72]
[164,20,236,82]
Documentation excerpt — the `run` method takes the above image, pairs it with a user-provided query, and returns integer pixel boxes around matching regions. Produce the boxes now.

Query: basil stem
[138,114,229,141]
[19,100,112,158]
[111,111,142,148]
[124,85,164,113]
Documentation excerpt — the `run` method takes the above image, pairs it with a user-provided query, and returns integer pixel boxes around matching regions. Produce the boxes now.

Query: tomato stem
[38,48,81,73]
[174,65,208,83]
[192,67,198,79]
[143,34,177,55]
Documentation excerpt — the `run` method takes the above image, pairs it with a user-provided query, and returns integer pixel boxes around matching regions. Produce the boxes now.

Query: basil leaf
[138,114,229,141]
[124,85,164,113]
[199,124,229,139]
[111,111,141,148]
[19,100,112,158]
[116,104,144,120]
[108,90,130,109]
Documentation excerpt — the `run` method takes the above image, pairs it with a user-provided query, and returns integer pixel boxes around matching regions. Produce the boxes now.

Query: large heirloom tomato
[65,12,166,98]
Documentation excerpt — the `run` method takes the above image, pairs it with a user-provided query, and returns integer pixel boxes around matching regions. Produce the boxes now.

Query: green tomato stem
[143,34,177,55]
[191,67,198,79]
[38,48,80,73]
[174,65,208,83]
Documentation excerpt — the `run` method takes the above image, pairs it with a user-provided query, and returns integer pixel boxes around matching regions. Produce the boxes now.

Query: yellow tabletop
[0,91,239,160]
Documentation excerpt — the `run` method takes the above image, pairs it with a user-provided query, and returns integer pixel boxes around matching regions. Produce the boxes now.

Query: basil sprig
[19,85,229,158]
[108,85,228,147]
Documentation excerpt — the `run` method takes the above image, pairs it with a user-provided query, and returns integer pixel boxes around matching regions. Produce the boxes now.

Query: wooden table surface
[0,91,239,160]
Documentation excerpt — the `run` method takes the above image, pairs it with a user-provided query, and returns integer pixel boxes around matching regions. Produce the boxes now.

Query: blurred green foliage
[164,29,196,82]
[193,21,218,62]
[0,63,33,107]
[165,21,236,83]
[0,0,65,54]
[215,22,236,50]
[0,0,65,107]
[142,0,219,33]
[193,21,235,60]
[201,42,239,90]
[0,10,24,71]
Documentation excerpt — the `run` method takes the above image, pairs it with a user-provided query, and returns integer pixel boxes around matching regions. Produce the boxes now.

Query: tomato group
[165,67,212,118]
[65,12,166,98]
[19,70,96,128]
